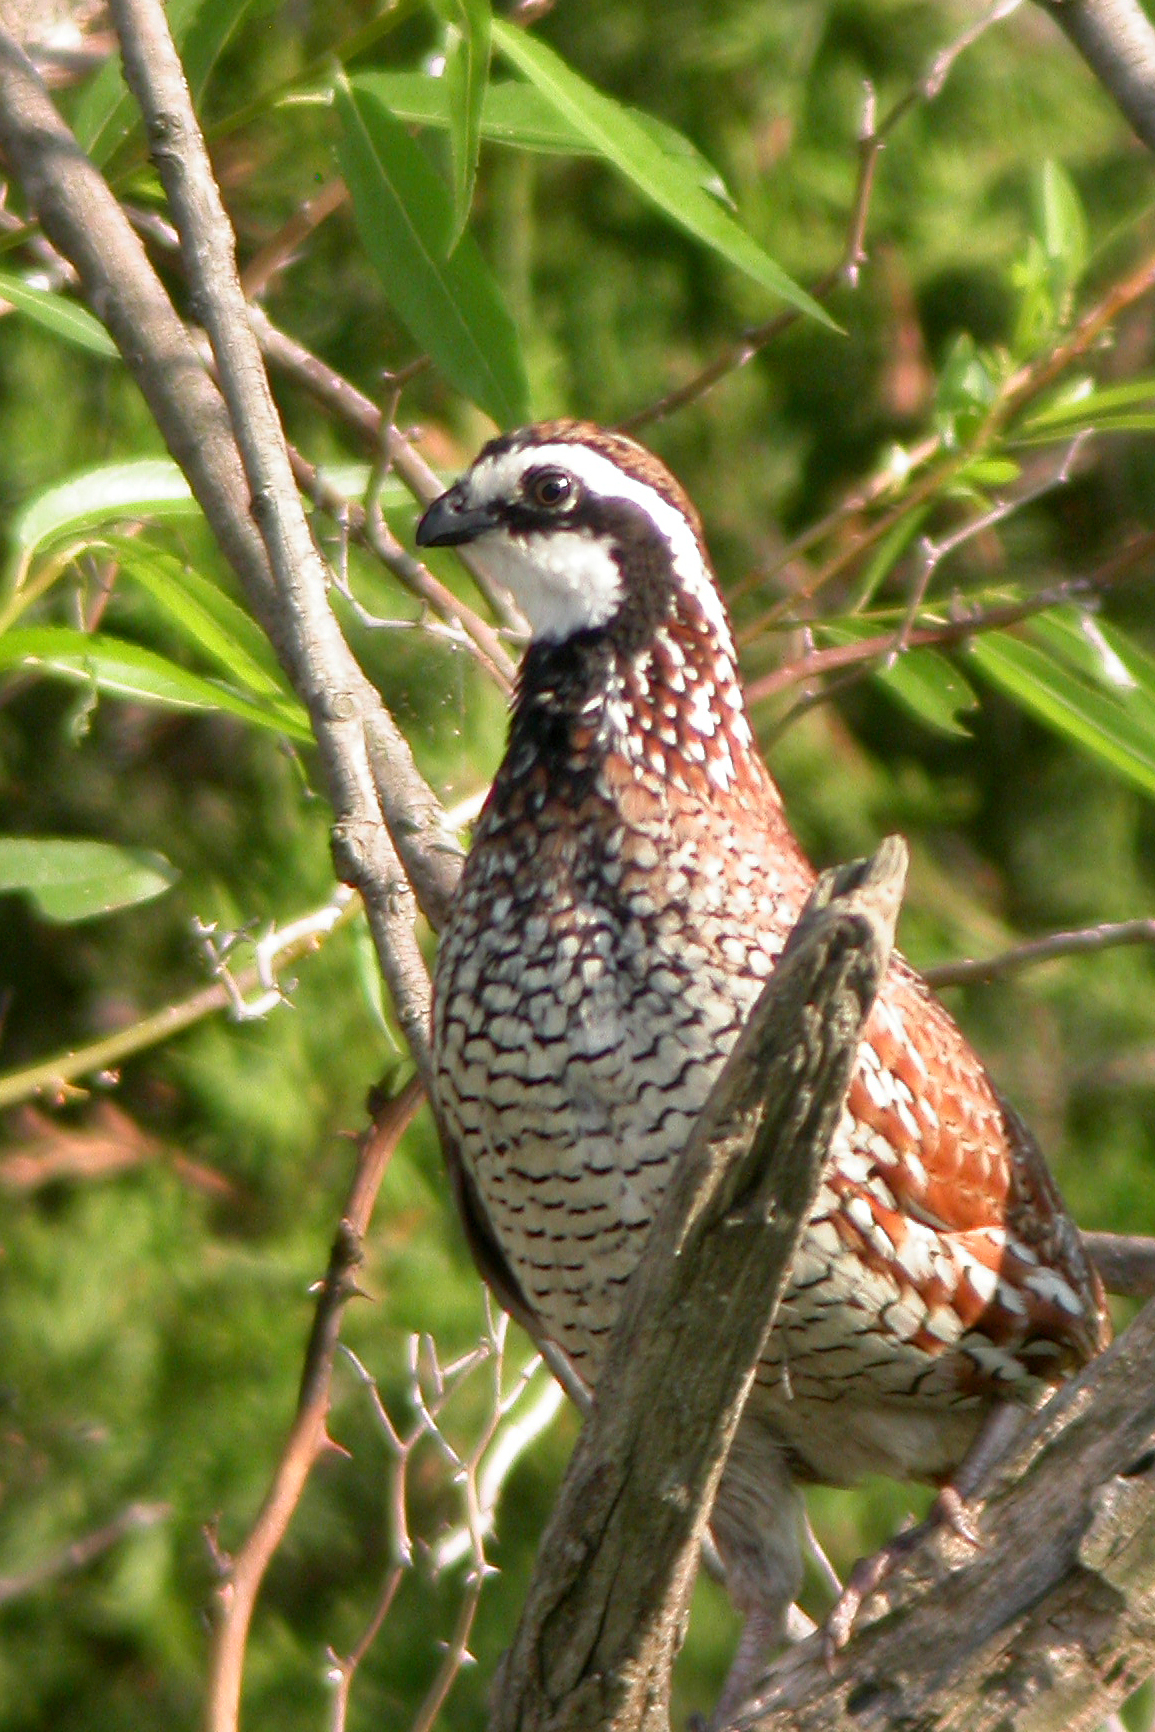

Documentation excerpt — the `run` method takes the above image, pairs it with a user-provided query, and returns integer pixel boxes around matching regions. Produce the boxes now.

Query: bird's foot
[822,1485,980,1663]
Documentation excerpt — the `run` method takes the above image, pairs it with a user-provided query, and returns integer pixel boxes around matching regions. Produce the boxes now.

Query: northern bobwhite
[416,420,1109,1715]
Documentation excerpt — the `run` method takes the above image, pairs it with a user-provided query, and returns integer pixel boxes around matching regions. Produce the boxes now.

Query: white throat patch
[461,440,732,649]
[468,527,622,642]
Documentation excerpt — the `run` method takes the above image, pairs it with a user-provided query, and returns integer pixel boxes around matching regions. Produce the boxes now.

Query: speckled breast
[433,750,802,1375]
[433,708,1106,1490]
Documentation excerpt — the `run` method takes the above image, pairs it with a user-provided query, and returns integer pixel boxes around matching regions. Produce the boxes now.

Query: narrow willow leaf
[444,0,492,245]
[0,627,313,741]
[820,623,977,736]
[335,74,528,426]
[350,71,732,199]
[102,538,295,703]
[491,21,832,324]
[967,632,1155,800]
[1039,159,1087,299]
[0,837,178,923]
[850,504,930,609]
[9,460,199,586]
[1019,375,1155,433]
[0,272,119,358]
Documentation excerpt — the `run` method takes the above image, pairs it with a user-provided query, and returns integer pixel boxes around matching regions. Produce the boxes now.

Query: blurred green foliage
[2,1,1155,1728]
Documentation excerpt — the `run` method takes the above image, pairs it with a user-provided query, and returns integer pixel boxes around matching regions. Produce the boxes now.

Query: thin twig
[0,1100,236,1198]
[204,1077,424,1732]
[0,1501,170,1606]
[884,432,1091,666]
[239,176,348,300]
[289,445,516,690]
[0,891,357,1111]
[330,1306,562,1732]
[743,579,1090,707]
[922,917,1155,988]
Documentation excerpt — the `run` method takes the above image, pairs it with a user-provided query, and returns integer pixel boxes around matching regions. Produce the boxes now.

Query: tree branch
[922,916,1155,988]
[1084,1232,1155,1299]
[739,1292,1155,1730]
[1035,0,1155,153]
[0,30,456,1091]
[493,837,908,1732]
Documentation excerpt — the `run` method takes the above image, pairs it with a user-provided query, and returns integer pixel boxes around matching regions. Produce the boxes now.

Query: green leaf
[101,538,297,704]
[934,333,1001,449]
[9,460,200,586]
[0,272,119,358]
[820,622,977,736]
[0,837,178,923]
[1019,375,1155,435]
[967,629,1155,801]
[490,21,832,324]
[849,505,930,610]
[0,627,313,741]
[442,0,492,245]
[1039,159,1087,302]
[335,74,528,426]
[349,71,732,199]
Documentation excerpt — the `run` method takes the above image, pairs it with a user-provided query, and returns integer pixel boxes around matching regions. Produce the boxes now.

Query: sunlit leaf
[348,71,732,199]
[490,21,832,323]
[0,272,119,358]
[1039,159,1087,303]
[1017,376,1155,440]
[335,74,528,426]
[934,333,1001,449]
[820,622,978,736]
[101,538,296,704]
[9,461,199,586]
[0,627,313,741]
[0,837,178,923]
[967,630,1155,801]
[442,0,492,245]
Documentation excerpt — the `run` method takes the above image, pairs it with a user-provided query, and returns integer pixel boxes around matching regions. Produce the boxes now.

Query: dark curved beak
[415,485,499,548]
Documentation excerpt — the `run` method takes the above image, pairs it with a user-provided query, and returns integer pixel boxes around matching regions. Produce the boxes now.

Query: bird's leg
[705,1439,804,1730]
[823,1401,1026,1659]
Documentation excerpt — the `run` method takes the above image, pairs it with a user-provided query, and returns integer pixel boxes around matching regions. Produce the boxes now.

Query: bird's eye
[529,469,573,509]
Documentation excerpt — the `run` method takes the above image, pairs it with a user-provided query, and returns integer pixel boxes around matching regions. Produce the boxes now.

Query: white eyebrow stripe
[468,441,733,647]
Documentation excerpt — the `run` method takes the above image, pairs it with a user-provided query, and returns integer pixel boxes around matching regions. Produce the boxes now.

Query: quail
[416,420,1109,1717]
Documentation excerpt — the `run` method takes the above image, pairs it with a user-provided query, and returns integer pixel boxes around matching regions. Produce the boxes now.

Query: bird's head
[416,419,734,654]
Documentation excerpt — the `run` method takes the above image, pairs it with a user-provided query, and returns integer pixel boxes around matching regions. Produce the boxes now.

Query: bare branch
[204,1077,424,1732]
[923,916,1155,988]
[739,1295,1155,1730]
[0,29,459,1060]
[1034,0,1155,153]
[493,838,908,1732]
[1084,1232,1155,1299]
[0,1501,170,1606]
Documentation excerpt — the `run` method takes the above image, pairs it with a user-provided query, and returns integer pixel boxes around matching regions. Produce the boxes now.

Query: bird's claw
[822,1486,982,1665]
